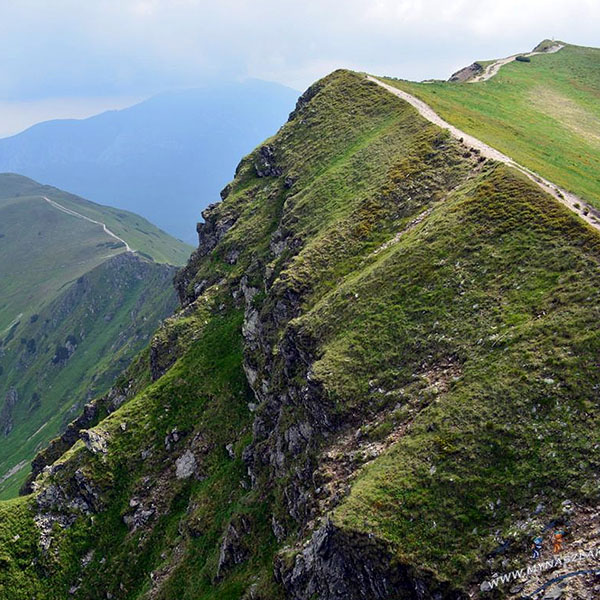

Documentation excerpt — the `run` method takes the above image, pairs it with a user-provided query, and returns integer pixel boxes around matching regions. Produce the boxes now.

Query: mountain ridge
[0,173,190,331]
[0,46,598,600]
[383,41,600,216]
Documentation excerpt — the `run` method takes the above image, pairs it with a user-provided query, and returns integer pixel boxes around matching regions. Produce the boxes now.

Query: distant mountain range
[0,80,299,242]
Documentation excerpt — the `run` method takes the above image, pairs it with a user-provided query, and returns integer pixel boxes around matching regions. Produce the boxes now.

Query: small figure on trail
[532,536,543,559]
[553,531,564,554]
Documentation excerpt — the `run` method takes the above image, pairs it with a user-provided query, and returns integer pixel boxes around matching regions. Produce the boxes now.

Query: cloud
[0,0,598,104]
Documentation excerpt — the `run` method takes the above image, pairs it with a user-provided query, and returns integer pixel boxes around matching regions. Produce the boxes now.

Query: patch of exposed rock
[254,145,283,178]
[288,79,325,121]
[448,62,483,82]
[275,520,466,600]
[175,450,197,479]
[174,203,239,307]
[80,429,109,455]
[216,515,252,580]
[22,388,127,494]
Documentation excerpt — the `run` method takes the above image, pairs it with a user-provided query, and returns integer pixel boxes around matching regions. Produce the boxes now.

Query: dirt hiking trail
[366,75,600,233]
[469,43,564,83]
[42,196,134,253]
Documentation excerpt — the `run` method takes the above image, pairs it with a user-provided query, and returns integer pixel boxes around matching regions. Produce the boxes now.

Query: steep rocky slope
[0,68,598,600]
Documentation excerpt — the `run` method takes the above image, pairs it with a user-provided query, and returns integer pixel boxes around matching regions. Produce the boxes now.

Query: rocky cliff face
[275,520,467,600]
[0,69,599,600]
[448,62,483,82]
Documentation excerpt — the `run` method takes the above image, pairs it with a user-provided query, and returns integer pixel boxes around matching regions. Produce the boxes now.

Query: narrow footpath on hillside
[42,196,134,253]
[366,76,600,233]
[469,43,564,83]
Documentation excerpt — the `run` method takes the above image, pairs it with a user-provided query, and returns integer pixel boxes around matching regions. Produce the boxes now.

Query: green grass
[0,173,190,496]
[0,307,283,599]
[316,165,600,584]
[0,65,599,598]
[0,497,54,599]
[381,43,600,208]
[0,255,178,498]
[172,69,600,592]
[0,174,191,331]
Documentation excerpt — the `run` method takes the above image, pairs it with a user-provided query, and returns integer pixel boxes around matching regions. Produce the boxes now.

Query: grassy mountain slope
[0,174,187,495]
[0,253,178,498]
[382,42,600,211]
[0,173,190,331]
[0,65,598,600]
[0,81,299,242]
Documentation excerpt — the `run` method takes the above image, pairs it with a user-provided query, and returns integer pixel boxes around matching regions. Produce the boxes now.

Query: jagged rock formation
[0,66,599,600]
[448,62,483,82]
[275,520,466,600]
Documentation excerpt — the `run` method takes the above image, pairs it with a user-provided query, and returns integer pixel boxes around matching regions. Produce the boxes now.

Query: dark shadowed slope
[0,254,178,498]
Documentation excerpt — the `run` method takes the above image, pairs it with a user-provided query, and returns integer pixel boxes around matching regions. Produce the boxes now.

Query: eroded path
[469,43,564,83]
[366,76,600,233]
[42,196,134,253]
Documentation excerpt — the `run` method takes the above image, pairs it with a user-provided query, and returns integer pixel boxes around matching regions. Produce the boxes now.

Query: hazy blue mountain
[0,80,298,242]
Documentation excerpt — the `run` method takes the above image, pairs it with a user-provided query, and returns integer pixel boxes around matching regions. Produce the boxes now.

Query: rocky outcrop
[80,429,109,455]
[236,235,344,528]
[254,145,283,178]
[175,450,197,479]
[448,62,483,82]
[174,203,239,307]
[276,520,466,600]
[21,387,128,494]
[32,467,105,556]
[123,498,156,531]
[288,79,325,121]
[216,515,252,580]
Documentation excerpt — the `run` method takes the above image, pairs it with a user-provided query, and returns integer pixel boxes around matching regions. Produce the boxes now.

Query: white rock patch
[175,450,197,479]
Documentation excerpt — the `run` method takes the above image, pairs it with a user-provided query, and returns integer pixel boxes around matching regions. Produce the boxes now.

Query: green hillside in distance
[0,173,191,332]
[381,41,600,211]
[0,173,188,496]
[0,253,178,498]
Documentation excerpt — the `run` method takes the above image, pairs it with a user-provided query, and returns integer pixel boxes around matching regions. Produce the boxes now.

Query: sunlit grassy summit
[382,41,600,210]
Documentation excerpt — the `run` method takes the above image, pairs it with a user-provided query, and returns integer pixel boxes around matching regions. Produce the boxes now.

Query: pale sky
[0,0,598,136]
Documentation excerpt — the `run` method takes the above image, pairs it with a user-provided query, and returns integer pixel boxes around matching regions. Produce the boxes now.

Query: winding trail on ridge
[366,75,600,233]
[42,195,134,253]
[469,43,564,83]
